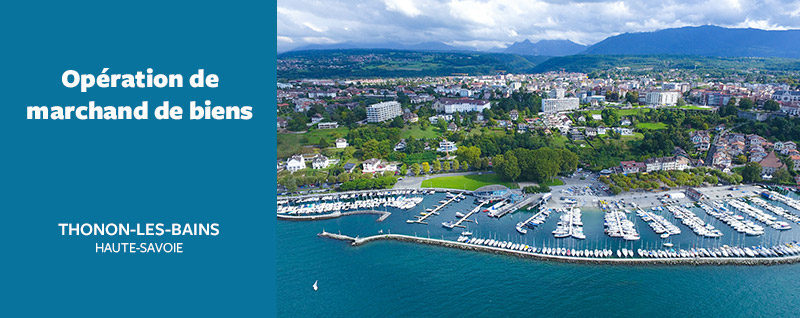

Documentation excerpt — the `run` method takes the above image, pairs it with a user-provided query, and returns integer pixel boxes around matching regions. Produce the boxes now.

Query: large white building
[433,98,491,114]
[645,91,680,106]
[541,98,579,113]
[366,101,402,123]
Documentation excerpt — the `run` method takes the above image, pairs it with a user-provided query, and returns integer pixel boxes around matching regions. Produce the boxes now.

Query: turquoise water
[278,193,800,317]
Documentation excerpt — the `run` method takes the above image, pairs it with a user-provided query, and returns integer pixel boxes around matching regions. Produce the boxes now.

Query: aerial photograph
[276,1,800,316]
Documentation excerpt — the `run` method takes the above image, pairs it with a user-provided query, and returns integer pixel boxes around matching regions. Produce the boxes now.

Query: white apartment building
[541,98,579,113]
[433,98,491,114]
[645,91,680,106]
[366,101,402,123]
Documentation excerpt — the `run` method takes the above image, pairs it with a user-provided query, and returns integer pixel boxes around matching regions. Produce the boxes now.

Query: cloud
[276,0,800,51]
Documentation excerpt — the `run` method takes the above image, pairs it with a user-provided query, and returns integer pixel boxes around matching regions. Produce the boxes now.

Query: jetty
[521,205,548,226]
[490,193,548,218]
[408,193,464,225]
[443,200,488,229]
[319,232,800,266]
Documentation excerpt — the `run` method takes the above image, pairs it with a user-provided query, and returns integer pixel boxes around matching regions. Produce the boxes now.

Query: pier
[491,193,546,218]
[444,200,488,229]
[521,205,548,226]
[408,193,464,225]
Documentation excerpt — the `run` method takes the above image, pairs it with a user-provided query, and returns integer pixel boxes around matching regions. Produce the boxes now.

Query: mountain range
[283,25,800,58]
[585,25,800,58]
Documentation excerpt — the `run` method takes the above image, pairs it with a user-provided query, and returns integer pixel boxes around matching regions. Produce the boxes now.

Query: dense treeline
[493,147,579,183]
[338,175,397,191]
[278,49,548,79]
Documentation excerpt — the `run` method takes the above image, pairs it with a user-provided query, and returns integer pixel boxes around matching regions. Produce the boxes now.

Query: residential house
[402,112,419,123]
[286,155,306,173]
[510,110,519,121]
[335,138,348,149]
[780,142,798,155]
[760,152,785,176]
[311,154,330,169]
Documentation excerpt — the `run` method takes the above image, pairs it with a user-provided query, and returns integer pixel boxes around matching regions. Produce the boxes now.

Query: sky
[276,0,800,52]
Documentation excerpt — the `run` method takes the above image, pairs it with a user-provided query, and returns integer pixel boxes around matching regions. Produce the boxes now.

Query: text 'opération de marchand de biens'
[26,68,252,120]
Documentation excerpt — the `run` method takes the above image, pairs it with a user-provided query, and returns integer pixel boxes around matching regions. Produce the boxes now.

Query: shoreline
[318,231,800,266]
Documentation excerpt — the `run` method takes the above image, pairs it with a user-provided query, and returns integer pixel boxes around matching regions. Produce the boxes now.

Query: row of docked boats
[277,195,424,215]
[750,196,800,225]
[701,202,765,236]
[458,236,800,260]
[604,210,640,241]
[552,207,586,239]
[763,191,800,223]
[726,199,780,227]
[633,243,800,259]
[287,189,433,204]
[666,205,723,238]
[636,207,681,238]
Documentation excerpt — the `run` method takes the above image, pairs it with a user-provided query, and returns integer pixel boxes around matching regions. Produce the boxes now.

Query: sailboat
[313,280,318,291]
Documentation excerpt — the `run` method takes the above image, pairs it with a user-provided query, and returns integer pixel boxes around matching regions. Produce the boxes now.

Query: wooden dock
[408,193,464,225]
[444,200,488,229]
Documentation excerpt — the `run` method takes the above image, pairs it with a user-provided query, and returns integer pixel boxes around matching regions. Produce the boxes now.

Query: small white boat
[313,280,318,291]
[663,242,674,247]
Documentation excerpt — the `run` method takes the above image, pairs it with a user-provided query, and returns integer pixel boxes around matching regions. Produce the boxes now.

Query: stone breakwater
[277,210,391,222]
[318,231,800,266]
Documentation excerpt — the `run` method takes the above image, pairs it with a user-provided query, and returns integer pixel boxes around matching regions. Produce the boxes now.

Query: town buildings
[433,98,491,113]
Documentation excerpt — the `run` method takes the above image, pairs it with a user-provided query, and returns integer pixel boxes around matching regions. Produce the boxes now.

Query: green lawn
[277,127,349,158]
[674,105,713,111]
[587,108,645,117]
[400,124,440,139]
[420,173,518,190]
[636,122,667,130]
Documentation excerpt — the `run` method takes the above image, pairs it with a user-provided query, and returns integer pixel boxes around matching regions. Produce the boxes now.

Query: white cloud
[276,0,800,51]
[384,0,422,17]
[277,36,294,43]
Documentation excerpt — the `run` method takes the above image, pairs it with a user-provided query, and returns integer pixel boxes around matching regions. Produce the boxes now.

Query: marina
[279,185,800,264]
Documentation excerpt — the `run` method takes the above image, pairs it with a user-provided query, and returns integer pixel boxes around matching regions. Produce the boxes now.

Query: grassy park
[421,173,518,190]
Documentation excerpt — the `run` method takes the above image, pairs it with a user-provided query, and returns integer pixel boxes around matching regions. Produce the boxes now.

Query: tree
[341,146,356,161]
[774,168,793,184]
[362,139,381,159]
[443,161,451,171]
[432,160,441,172]
[741,162,762,183]
[461,160,469,171]
[738,98,754,110]
[764,99,780,111]
[399,164,407,176]
[410,163,420,176]
[318,137,330,148]
[283,177,298,192]
[498,152,521,182]
[734,155,747,164]
[421,162,430,174]
[602,108,619,126]
[452,160,460,171]
[455,146,482,167]
[391,116,405,128]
